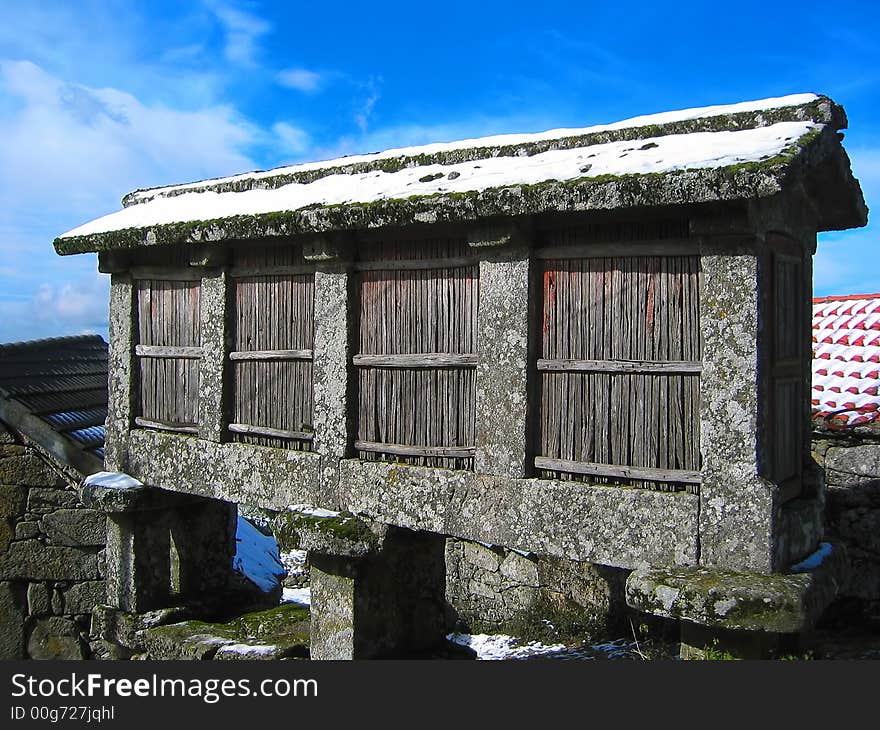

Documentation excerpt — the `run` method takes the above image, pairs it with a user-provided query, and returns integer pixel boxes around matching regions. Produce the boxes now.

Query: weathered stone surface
[500,550,540,587]
[124,430,324,509]
[103,274,136,472]
[27,487,79,511]
[0,453,63,487]
[474,250,530,477]
[0,540,100,581]
[27,582,50,615]
[41,509,106,546]
[699,245,775,572]
[62,581,106,615]
[52,588,64,615]
[295,513,384,558]
[27,616,87,660]
[0,581,25,659]
[309,560,356,660]
[0,422,16,444]
[197,270,229,442]
[625,542,848,633]
[0,484,28,518]
[0,519,12,553]
[825,445,880,487]
[311,268,351,501]
[339,459,698,569]
[14,521,39,540]
[79,482,187,513]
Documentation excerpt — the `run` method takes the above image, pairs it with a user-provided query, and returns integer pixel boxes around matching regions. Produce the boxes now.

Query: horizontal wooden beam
[353,353,478,368]
[355,440,475,458]
[134,417,199,434]
[355,256,477,272]
[130,266,205,281]
[536,239,696,260]
[229,349,313,362]
[537,358,702,374]
[228,422,314,441]
[229,265,315,278]
[534,456,701,485]
[134,345,203,360]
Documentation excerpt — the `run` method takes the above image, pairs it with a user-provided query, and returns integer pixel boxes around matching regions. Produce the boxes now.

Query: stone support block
[0,581,26,659]
[104,274,136,472]
[309,526,447,659]
[41,509,106,546]
[198,269,230,442]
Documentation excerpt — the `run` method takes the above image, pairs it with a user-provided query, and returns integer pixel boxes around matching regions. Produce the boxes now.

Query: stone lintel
[624,542,848,634]
[474,249,531,477]
[104,274,136,472]
[295,513,386,558]
[79,481,198,514]
[338,459,698,569]
[466,220,531,248]
[198,269,230,442]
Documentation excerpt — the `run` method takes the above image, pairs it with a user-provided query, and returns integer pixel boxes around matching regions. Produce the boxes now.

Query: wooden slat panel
[537,358,701,374]
[357,238,478,468]
[228,422,314,441]
[534,456,701,484]
[232,267,314,450]
[355,440,475,458]
[353,353,478,368]
[355,256,477,271]
[131,266,204,281]
[135,344,203,359]
[229,349,313,361]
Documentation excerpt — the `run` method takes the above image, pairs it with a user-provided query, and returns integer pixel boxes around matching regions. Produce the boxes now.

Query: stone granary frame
[55,93,868,658]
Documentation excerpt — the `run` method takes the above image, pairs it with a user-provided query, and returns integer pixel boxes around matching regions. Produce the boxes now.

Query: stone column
[312,266,352,501]
[104,274,136,472]
[473,244,532,477]
[698,238,775,573]
[198,269,230,442]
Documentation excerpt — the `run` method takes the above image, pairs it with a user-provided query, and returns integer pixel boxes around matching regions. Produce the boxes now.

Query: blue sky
[0,0,877,342]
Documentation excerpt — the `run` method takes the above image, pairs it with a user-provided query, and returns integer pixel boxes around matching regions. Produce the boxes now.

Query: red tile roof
[812,293,880,429]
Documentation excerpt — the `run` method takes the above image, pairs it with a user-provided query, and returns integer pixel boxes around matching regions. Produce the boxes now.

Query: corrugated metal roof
[0,335,107,462]
[812,293,880,430]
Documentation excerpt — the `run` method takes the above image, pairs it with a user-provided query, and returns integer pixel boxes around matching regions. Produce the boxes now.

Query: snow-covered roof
[812,293,880,430]
[54,93,866,255]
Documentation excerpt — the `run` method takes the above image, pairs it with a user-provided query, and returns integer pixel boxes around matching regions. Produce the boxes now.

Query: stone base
[625,542,848,658]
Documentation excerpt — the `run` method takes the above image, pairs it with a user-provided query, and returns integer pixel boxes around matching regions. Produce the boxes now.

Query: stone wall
[444,538,628,640]
[0,421,105,659]
[813,431,880,613]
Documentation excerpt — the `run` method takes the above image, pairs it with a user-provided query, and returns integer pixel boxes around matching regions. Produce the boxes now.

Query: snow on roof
[54,93,864,255]
[812,293,880,429]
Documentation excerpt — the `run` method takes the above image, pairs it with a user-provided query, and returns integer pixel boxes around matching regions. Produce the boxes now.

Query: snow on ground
[123,93,817,203]
[215,643,279,658]
[287,504,340,518]
[233,517,286,593]
[447,633,643,660]
[282,587,311,606]
[62,117,817,239]
[280,548,308,578]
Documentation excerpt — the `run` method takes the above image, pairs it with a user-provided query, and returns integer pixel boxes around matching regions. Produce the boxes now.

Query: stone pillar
[81,480,236,614]
[698,239,775,572]
[301,516,447,659]
[198,268,230,442]
[104,274,136,472]
[312,266,352,499]
[474,246,532,477]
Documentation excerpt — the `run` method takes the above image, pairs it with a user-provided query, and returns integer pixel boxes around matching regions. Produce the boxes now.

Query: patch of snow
[286,504,340,518]
[447,633,567,660]
[61,121,817,239]
[791,542,833,572]
[124,93,817,203]
[280,549,307,576]
[215,643,278,658]
[233,516,286,593]
[281,587,311,607]
[82,471,143,489]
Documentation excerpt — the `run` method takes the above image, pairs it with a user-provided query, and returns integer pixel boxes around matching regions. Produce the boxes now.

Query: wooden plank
[353,353,478,368]
[229,349,313,361]
[135,344,203,359]
[133,416,199,434]
[355,440,475,458]
[355,256,478,271]
[537,358,701,374]
[130,266,205,281]
[228,422,314,441]
[536,239,696,260]
[534,456,701,485]
[230,265,315,277]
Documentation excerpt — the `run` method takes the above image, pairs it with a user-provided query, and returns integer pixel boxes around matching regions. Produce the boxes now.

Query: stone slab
[625,542,848,633]
[27,616,86,660]
[0,582,25,659]
[0,540,100,581]
[41,509,106,546]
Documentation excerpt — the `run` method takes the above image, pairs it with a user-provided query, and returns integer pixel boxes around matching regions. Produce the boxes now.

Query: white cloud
[277,68,323,93]
[272,122,310,156]
[204,0,270,68]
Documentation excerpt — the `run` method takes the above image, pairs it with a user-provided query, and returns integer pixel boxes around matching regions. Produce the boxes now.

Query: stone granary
[55,93,868,658]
